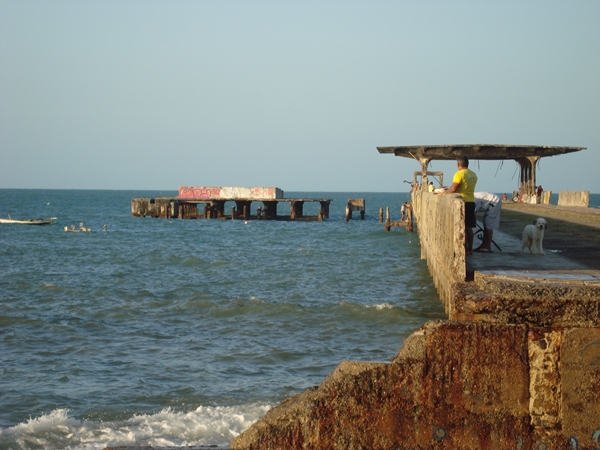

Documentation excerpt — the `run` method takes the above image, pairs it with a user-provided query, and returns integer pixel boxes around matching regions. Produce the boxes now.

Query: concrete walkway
[467,228,592,273]
[502,202,600,228]
[467,202,600,278]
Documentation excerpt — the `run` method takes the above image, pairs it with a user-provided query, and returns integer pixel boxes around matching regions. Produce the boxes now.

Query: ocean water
[0,189,447,450]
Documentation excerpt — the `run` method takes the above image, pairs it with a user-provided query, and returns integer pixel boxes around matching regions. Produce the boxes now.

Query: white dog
[521,218,547,255]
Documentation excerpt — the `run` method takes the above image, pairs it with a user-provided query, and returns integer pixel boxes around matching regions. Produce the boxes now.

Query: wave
[366,302,395,310]
[0,404,272,450]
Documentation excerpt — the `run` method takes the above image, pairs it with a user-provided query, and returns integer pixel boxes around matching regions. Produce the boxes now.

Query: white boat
[0,215,57,225]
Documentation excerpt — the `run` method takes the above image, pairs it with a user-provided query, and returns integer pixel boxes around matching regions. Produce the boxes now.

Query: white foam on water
[369,303,394,310]
[0,404,272,450]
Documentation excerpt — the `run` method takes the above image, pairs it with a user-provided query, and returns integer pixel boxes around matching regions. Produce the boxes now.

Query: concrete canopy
[377,144,586,196]
[377,144,584,161]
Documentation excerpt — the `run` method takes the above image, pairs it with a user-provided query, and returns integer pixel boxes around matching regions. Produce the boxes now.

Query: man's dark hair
[457,156,469,168]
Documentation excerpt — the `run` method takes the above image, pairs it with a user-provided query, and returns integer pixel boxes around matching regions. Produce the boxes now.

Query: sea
[0,189,598,450]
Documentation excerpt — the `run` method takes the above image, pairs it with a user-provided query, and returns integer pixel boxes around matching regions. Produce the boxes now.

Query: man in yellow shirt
[441,156,478,254]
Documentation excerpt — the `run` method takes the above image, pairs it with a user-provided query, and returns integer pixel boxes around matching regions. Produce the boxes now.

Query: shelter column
[419,157,431,186]
[515,156,540,197]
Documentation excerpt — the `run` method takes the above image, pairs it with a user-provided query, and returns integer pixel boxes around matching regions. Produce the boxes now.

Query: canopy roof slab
[377,144,586,195]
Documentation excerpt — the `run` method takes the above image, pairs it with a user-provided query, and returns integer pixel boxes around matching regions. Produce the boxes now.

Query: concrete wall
[542,190,552,204]
[230,191,600,450]
[558,190,590,207]
[231,320,600,450]
[178,186,284,200]
[412,190,466,312]
[131,198,172,218]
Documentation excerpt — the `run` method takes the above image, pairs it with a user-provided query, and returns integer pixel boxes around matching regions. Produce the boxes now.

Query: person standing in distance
[473,192,502,252]
[441,156,478,255]
[401,202,409,221]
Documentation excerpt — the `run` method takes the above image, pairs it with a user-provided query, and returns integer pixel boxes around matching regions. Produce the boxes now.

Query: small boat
[0,215,57,225]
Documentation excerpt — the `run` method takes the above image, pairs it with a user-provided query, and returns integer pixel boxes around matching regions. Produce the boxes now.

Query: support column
[419,157,431,188]
[213,201,226,218]
[262,201,277,219]
[290,201,304,219]
[235,201,252,219]
[515,156,540,198]
[319,200,330,219]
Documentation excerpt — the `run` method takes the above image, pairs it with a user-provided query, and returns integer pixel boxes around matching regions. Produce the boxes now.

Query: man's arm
[441,181,460,196]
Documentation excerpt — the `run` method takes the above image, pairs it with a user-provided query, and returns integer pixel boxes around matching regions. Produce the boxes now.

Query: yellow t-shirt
[452,169,478,202]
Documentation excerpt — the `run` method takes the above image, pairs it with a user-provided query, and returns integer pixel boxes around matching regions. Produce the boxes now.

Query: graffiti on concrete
[178,187,221,199]
[178,187,283,200]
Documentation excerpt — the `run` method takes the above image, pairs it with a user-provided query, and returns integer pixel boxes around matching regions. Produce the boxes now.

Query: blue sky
[1,1,599,193]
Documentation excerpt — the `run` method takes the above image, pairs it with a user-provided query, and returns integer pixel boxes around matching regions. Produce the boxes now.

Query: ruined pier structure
[231,145,599,449]
[132,187,332,221]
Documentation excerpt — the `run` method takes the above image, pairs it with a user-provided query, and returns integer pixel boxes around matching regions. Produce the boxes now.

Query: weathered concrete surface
[131,197,175,218]
[231,321,600,449]
[561,327,600,442]
[558,190,590,208]
[132,196,332,221]
[412,191,466,311]
[377,144,585,160]
[232,191,600,450]
[178,187,284,200]
[450,270,600,325]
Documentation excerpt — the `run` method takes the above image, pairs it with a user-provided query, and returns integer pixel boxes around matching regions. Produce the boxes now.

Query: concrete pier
[344,198,365,221]
[231,191,600,450]
[131,187,332,221]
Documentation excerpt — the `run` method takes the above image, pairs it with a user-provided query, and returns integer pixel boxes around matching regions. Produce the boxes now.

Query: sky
[1,1,599,193]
